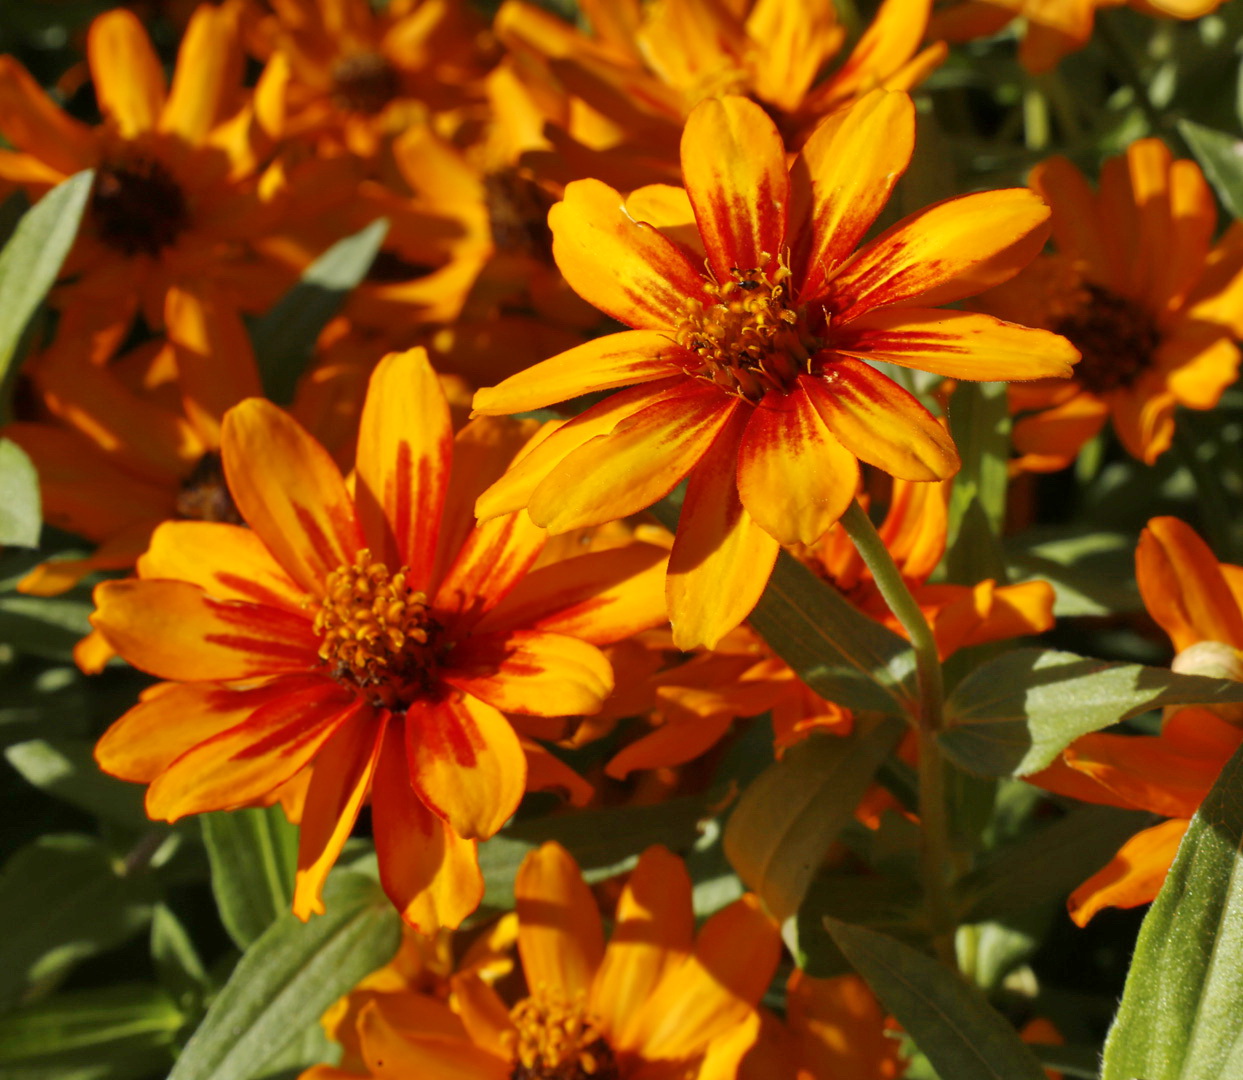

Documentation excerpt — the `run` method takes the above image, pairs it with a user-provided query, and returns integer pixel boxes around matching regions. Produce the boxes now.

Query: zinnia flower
[90,347,667,930]
[473,90,1077,648]
[302,842,782,1080]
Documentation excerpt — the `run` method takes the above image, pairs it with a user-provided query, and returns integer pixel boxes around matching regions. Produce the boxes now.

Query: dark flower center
[176,451,243,525]
[1054,283,1160,396]
[331,51,401,114]
[484,170,556,264]
[92,157,191,257]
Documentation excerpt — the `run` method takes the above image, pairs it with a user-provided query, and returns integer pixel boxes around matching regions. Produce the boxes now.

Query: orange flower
[90,347,668,930]
[1028,516,1243,924]
[474,92,1074,649]
[973,140,1243,470]
[302,842,782,1080]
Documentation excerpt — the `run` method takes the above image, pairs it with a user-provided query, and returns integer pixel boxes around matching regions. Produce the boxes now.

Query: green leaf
[151,903,211,1007]
[0,440,40,548]
[201,806,300,949]
[1178,119,1243,219]
[825,919,1048,1080]
[250,218,389,404]
[1005,529,1140,617]
[724,720,904,921]
[0,592,94,660]
[168,871,400,1080]
[1100,738,1243,1080]
[0,835,154,1009]
[946,381,1010,584]
[939,647,1243,776]
[5,739,148,826]
[0,171,93,394]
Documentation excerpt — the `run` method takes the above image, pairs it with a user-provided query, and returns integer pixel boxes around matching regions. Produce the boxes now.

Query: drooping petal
[825,189,1052,320]
[222,398,363,595]
[680,96,789,284]
[406,694,526,840]
[1064,733,1221,817]
[146,684,364,820]
[354,348,453,587]
[358,999,509,1080]
[667,411,780,650]
[528,381,739,534]
[737,386,859,545]
[372,724,483,932]
[792,89,915,301]
[87,10,165,137]
[293,712,388,921]
[550,178,709,329]
[802,361,958,481]
[832,307,1079,380]
[514,842,605,1001]
[91,579,318,681]
[1067,819,1188,927]
[443,630,613,717]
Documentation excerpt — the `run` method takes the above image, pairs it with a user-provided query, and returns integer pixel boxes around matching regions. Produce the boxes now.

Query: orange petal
[515,842,605,1000]
[737,385,859,545]
[358,999,509,1080]
[785,971,903,1080]
[222,398,363,595]
[146,683,364,820]
[1011,390,1108,472]
[697,1011,763,1080]
[522,738,594,807]
[1137,516,1243,652]
[406,694,526,841]
[827,189,1052,319]
[1029,155,1109,272]
[834,308,1079,381]
[472,331,681,416]
[355,348,453,587]
[433,510,547,628]
[0,56,93,173]
[293,712,388,921]
[680,96,788,284]
[449,972,515,1060]
[1067,818,1188,927]
[605,712,735,780]
[822,0,933,99]
[529,381,739,534]
[794,90,915,301]
[550,177,709,329]
[160,3,240,143]
[87,10,165,136]
[443,630,613,717]
[372,724,483,932]
[668,412,780,650]
[1064,733,1221,818]
[91,579,317,681]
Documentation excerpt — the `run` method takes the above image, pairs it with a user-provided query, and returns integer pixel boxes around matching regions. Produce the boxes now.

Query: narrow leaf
[1178,119,1243,219]
[1006,529,1139,617]
[0,985,182,1063]
[168,872,401,1080]
[0,592,94,660]
[201,806,299,949]
[724,720,904,921]
[940,647,1243,776]
[1101,738,1243,1080]
[5,739,147,826]
[0,440,41,548]
[151,903,211,1005]
[825,919,1048,1080]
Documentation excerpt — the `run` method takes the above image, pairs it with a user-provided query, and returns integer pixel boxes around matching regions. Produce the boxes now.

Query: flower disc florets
[1053,282,1160,395]
[507,990,619,1080]
[92,156,191,257]
[331,50,400,114]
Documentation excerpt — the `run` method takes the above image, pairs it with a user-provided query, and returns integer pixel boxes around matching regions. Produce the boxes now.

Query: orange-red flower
[1029,516,1243,924]
[90,347,668,930]
[973,140,1243,470]
[474,90,1076,649]
[303,842,781,1080]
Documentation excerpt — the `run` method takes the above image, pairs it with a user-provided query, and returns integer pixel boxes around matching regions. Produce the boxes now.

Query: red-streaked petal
[372,723,483,932]
[793,89,915,301]
[355,348,452,588]
[681,96,789,283]
[406,694,526,841]
[293,711,388,921]
[826,189,1052,319]
[433,510,546,627]
[550,177,709,329]
[667,411,781,650]
[803,362,958,480]
[528,382,739,534]
[737,387,859,544]
[222,398,363,595]
[145,684,364,820]
[472,331,681,416]
[834,307,1079,381]
[87,10,165,136]
[91,579,317,681]
[443,630,613,717]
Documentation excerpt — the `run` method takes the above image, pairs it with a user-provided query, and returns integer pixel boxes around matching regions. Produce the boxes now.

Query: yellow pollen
[309,549,436,700]
[504,990,619,1080]
[674,262,814,401]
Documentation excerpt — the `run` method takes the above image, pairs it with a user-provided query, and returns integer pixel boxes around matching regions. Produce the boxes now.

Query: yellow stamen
[504,990,618,1080]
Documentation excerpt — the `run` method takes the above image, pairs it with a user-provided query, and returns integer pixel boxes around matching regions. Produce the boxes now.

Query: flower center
[674,264,814,401]
[92,157,190,257]
[506,991,620,1080]
[1053,283,1160,396]
[310,549,443,706]
[331,50,401,114]
[485,169,556,264]
[175,451,243,525]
